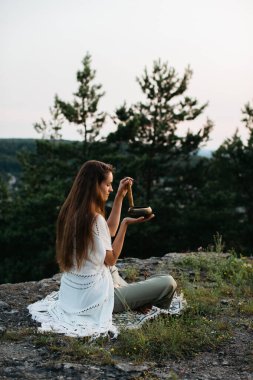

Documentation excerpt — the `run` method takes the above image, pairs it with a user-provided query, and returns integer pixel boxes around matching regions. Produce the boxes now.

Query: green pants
[113,274,177,313]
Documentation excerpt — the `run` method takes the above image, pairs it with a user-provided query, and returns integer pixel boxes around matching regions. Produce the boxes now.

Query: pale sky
[1,0,253,150]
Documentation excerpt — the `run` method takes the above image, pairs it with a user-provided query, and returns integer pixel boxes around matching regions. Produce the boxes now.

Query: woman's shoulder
[94,213,105,222]
[93,213,107,232]
[93,214,112,250]
[94,213,107,226]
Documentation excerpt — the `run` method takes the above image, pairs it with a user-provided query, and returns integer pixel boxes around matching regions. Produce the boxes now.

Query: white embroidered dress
[28,214,117,338]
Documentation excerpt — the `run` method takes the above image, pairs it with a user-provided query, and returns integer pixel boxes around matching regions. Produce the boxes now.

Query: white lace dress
[28,214,117,338]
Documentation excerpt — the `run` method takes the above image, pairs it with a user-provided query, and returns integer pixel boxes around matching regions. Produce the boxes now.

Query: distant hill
[0,138,214,182]
[0,138,36,181]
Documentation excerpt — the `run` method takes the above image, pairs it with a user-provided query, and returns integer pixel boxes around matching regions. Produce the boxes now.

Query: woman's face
[99,172,113,202]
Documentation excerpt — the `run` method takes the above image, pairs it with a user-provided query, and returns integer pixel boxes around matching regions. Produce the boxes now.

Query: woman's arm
[107,177,133,237]
[105,218,128,266]
[104,214,154,266]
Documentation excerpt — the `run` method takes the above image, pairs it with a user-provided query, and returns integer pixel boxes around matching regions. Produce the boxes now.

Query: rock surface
[0,252,252,380]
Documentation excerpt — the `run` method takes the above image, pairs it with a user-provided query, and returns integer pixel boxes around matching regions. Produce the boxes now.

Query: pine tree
[108,59,213,202]
[197,100,253,254]
[110,59,212,149]
[56,53,106,142]
[33,97,64,140]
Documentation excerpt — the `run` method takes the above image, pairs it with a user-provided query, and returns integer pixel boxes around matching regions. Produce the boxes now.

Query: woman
[28,160,177,338]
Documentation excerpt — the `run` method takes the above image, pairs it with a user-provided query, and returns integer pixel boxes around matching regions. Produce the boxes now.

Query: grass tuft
[33,333,114,365]
[0,327,35,342]
[122,266,139,282]
[114,315,231,362]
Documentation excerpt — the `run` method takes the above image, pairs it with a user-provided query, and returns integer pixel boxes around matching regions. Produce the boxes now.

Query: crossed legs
[113,274,177,313]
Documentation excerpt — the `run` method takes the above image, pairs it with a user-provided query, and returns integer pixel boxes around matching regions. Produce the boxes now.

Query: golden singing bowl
[128,206,153,217]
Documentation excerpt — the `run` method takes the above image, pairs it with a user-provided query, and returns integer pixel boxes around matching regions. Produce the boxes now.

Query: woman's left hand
[116,177,134,199]
[123,214,155,225]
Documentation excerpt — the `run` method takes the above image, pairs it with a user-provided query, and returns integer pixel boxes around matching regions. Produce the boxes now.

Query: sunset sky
[1,0,252,150]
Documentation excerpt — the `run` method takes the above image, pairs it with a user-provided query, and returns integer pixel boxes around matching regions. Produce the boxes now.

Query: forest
[0,54,252,284]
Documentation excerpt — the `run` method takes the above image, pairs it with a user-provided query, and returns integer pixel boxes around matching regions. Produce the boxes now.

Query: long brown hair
[56,160,114,272]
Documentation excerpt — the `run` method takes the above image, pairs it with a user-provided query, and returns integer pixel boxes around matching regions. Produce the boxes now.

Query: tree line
[0,53,252,284]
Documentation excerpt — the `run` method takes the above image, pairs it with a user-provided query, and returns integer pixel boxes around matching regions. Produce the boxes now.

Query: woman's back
[28,214,116,337]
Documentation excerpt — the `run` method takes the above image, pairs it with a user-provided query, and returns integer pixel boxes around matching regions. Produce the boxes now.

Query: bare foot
[135,304,153,314]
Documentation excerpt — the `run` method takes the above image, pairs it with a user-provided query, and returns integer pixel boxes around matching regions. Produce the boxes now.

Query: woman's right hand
[116,177,134,199]
[123,214,155,225]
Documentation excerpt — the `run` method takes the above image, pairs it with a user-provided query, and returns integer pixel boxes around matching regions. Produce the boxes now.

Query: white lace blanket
[28,292,187,340]
[112,292,187,333]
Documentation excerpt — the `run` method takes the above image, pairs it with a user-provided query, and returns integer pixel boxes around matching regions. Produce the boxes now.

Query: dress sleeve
[93,214,112,250]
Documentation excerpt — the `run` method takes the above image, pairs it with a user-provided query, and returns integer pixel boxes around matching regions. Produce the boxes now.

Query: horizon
[0,137,214,158]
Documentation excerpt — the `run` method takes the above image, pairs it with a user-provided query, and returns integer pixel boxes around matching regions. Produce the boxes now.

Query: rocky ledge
[0,252,252,380]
